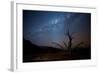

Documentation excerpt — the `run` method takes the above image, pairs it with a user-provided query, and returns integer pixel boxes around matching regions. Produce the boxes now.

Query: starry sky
[23,10,91,48]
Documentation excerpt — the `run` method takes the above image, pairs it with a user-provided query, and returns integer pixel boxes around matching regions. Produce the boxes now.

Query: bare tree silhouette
[52,14,84,52]
[67,30,72,49]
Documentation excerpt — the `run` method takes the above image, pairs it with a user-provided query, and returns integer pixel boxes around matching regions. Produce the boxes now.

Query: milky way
[23,10,91,48]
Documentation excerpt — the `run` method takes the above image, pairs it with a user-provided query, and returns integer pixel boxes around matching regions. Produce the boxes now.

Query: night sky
[23,10,91,48]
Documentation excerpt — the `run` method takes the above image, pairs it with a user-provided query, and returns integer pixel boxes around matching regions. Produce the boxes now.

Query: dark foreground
[23,39,91,62]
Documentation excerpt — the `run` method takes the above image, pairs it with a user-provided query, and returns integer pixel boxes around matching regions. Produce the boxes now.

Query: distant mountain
[23,38,91,62]
[23,38,42,55]
[23,38,66,62]
[23,38,66,55]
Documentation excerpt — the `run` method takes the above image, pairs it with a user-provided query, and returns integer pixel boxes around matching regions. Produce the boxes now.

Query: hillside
[23,38,91,62]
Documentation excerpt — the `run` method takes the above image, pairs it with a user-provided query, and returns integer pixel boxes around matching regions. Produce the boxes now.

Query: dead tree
[67,31,72,50]
[52,14,84,51]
